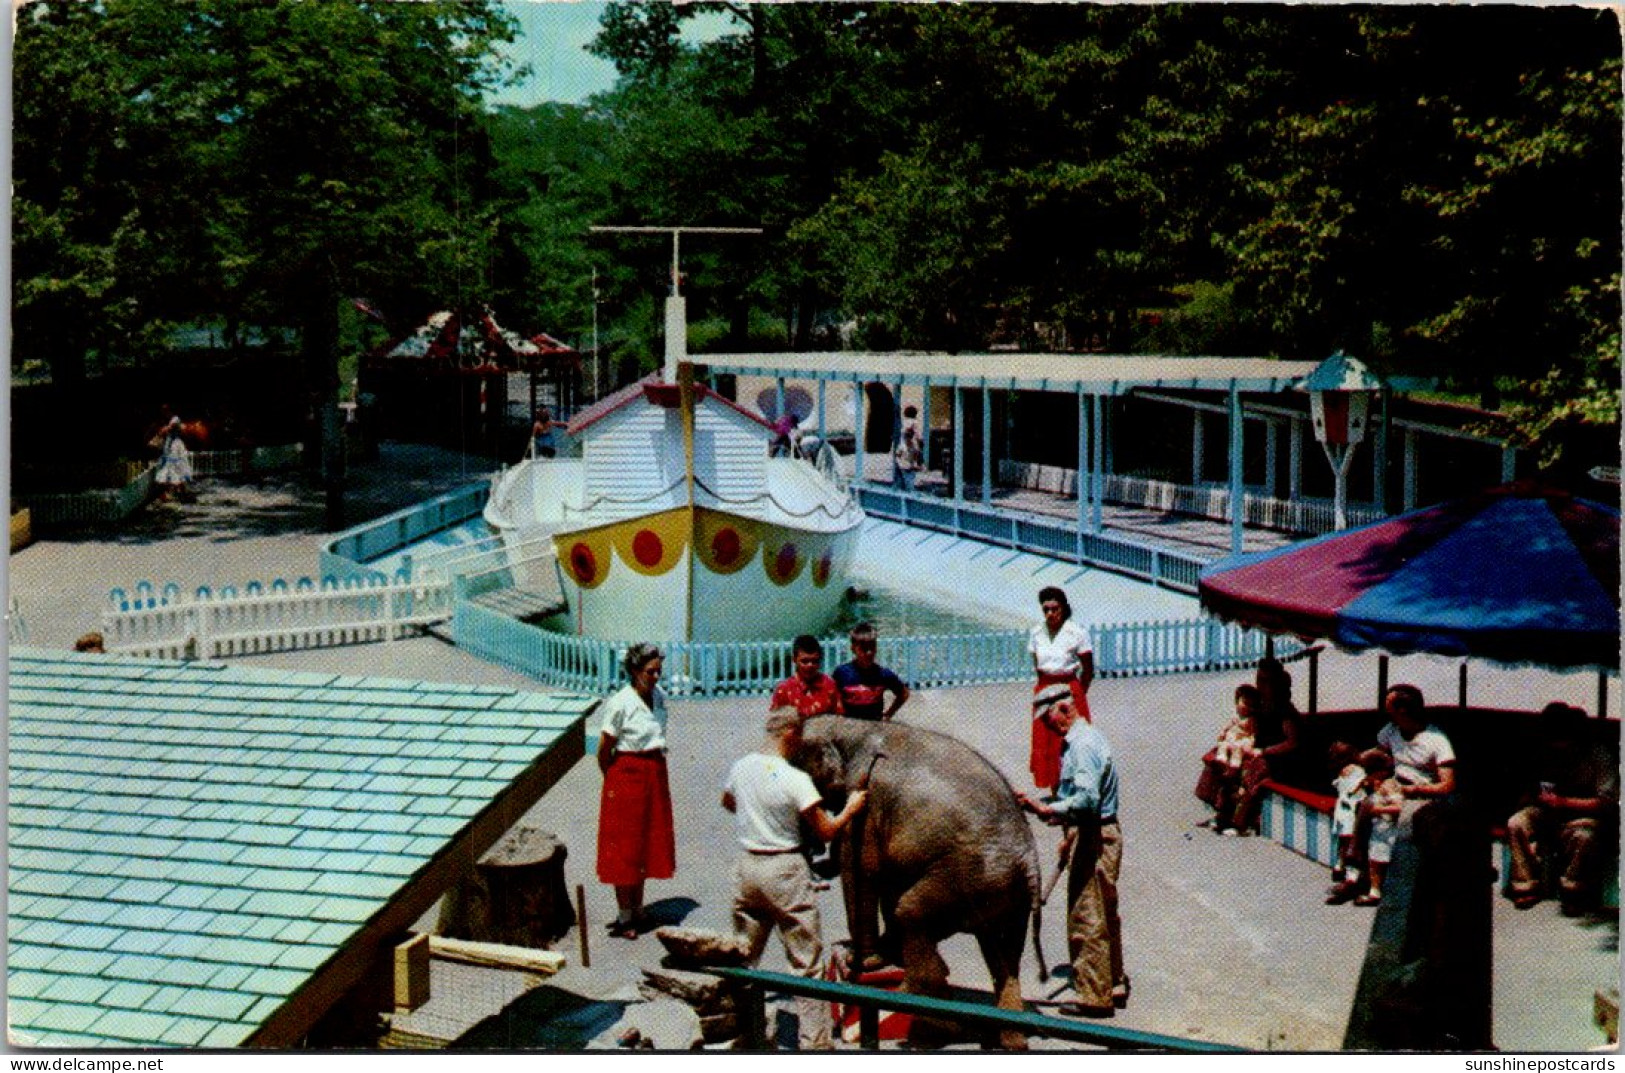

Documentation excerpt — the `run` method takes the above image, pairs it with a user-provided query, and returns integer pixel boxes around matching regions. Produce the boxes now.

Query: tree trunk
[303,275,346,530]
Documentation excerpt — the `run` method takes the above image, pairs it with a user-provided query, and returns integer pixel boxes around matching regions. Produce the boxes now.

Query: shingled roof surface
[7,649,591,1049]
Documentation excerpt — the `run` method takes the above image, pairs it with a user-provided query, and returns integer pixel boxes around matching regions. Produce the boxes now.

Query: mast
[589,225,763,382]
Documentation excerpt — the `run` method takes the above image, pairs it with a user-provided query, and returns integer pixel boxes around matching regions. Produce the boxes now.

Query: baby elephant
[795,716,1044,1048]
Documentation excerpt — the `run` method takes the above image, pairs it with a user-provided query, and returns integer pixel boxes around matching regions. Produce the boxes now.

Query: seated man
[1507,702,1620,914]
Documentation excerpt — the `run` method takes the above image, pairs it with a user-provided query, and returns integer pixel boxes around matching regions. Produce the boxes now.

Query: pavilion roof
[7,650,591,1048]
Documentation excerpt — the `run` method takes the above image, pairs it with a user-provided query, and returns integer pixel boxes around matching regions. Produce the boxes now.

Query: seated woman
[1195,683,1264,835]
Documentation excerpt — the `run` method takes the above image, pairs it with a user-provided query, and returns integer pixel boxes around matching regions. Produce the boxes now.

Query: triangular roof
[568,376,774,438]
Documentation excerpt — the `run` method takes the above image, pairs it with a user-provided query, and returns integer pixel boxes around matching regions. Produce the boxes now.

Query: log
[640,966,738,1015]
[428,935,565,975]
[653,925,752,967]
[437,825,574,948]
[394,933,431,1011]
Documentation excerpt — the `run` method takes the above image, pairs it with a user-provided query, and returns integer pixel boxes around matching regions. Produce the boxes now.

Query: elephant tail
[1031,899,1048,983]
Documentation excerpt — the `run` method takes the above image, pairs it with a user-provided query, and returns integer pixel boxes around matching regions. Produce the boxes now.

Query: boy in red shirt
[770,634,844,719]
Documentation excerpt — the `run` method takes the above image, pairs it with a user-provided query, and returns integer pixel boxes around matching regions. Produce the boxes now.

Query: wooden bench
[1258,707,1619,906]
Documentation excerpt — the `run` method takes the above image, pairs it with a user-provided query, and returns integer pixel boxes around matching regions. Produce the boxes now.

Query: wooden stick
[428,935,565,975]
[577,883,590,969]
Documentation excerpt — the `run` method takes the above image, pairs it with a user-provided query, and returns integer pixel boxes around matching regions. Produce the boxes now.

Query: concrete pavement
[7,446,1616,1050]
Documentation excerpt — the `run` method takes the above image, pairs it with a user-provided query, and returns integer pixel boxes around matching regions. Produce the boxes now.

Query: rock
[640,966,737,1015]
[654,925,752,967]
[619,999,704,1051]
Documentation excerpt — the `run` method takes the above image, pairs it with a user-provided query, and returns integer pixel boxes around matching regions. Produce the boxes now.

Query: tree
[13,1,519,524]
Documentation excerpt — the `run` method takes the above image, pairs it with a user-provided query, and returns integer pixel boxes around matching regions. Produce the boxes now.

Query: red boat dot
[633,529,665,567]
[813,550,834,585]
[570,543,597,583]
[775,543,800,580]
[712,527,742,566]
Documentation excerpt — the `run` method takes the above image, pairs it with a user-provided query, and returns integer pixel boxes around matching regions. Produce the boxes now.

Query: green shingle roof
[7,649,590,1049]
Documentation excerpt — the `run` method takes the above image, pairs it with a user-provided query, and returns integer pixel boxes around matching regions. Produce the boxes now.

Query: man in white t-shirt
[723,707,868,1050]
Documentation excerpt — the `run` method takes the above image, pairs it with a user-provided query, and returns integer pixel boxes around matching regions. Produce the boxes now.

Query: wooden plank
[428,935,565,975]
[394,933,431,1011]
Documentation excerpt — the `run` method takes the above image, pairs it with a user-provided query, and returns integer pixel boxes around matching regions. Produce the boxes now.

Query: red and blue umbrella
[1198,484,1620,671]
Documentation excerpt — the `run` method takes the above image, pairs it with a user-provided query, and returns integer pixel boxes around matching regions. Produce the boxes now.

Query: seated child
[1214,698,1258,773]
[1356,750,1404,907]
[1327,741,1369,893]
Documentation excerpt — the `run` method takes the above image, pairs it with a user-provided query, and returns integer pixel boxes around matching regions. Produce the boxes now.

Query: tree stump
[438,826,574,948]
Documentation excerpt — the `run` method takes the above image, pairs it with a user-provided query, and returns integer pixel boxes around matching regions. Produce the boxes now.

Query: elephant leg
[975,925,1030,1051]
[840,832,884,970]
[899,929,960,1048]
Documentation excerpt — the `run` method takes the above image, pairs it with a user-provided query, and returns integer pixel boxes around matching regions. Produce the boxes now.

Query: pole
[576,884,590,968]
[591,267,601,401]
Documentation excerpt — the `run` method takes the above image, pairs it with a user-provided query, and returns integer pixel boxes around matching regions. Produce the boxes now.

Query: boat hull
[552,505,860,642]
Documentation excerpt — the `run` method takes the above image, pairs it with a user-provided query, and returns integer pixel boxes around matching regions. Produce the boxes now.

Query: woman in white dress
[154,416,194,499]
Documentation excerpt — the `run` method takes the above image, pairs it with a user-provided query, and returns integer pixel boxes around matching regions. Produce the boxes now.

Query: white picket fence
[102,574,454,659]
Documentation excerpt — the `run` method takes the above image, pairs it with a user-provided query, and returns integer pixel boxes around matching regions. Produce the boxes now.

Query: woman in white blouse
[596,643,675,938]
[1027,587,1094,791]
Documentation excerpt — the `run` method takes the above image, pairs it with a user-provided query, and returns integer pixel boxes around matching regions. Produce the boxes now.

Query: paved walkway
[8,445,1616,1051]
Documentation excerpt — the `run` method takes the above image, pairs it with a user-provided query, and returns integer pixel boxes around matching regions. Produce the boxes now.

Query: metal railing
[703,966,1242,1052]
[318,479,493,582]
[857,486,1208,594]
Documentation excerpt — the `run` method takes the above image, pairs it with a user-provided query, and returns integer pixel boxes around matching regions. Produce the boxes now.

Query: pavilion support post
[1458,662,1469,709]
[817,378,826,447]
[1598,673,1609,719]
[920,382,933,481]
[1077,388,1089,559]
[1289,417,1304,500]
[952,383,965,506]
[855,378,867,488]
[1102,402,1114,477]
[1403,428,1418,511]
[1373,389,1390,515]
[1377,655,1390,710]
[1264,419,1279,499]
[981,385,993,506]
[1092,393,1105,534]
[1228,385,1244,556]
[1192,411,1205,485]
[1308,648,1320,716]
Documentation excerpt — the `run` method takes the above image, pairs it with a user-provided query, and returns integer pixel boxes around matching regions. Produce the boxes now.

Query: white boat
[483,363,864,642]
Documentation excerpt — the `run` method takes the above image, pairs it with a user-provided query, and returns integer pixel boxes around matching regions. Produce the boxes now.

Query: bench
[1257,707,1619,906]
[699,965,1243,1051]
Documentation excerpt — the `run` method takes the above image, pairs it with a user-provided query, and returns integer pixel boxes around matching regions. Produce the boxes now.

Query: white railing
[997,461,1385,535]
[21,465,156,526]
[186,442,303,479]
[102,574,454,659]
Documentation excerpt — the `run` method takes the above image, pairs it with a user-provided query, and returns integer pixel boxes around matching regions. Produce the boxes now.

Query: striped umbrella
[1198,483,1620,671]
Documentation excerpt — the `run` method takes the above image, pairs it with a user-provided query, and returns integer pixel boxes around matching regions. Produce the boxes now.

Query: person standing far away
[770,634,845,720]
[596,643,676,938]
[1016,684,1128,1018]
[1028,586,1094,792]
[832,622,910,721]
[893,405,924,492]
[723,707,868,1050]
[531,407,564,459]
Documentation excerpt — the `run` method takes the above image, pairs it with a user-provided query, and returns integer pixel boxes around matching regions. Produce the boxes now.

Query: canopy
[372,308,577,371]
[1198,484,1621,671]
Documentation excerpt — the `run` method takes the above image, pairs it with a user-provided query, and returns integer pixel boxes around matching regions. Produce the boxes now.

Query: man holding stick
[1017,683,1129,1019]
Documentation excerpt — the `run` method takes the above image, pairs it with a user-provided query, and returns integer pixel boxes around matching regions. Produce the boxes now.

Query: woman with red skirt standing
[1027,587,1094,791]
[597,642,675,938]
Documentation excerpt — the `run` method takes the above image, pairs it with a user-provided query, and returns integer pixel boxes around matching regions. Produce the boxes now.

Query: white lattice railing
[102,574,454,659]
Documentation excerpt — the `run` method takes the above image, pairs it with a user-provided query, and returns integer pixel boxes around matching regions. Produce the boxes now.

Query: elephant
[794,715,1045,1048]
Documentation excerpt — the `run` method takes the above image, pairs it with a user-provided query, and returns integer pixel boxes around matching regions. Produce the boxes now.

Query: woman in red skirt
[1027,587,1094,791]
[597,642,675,938]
